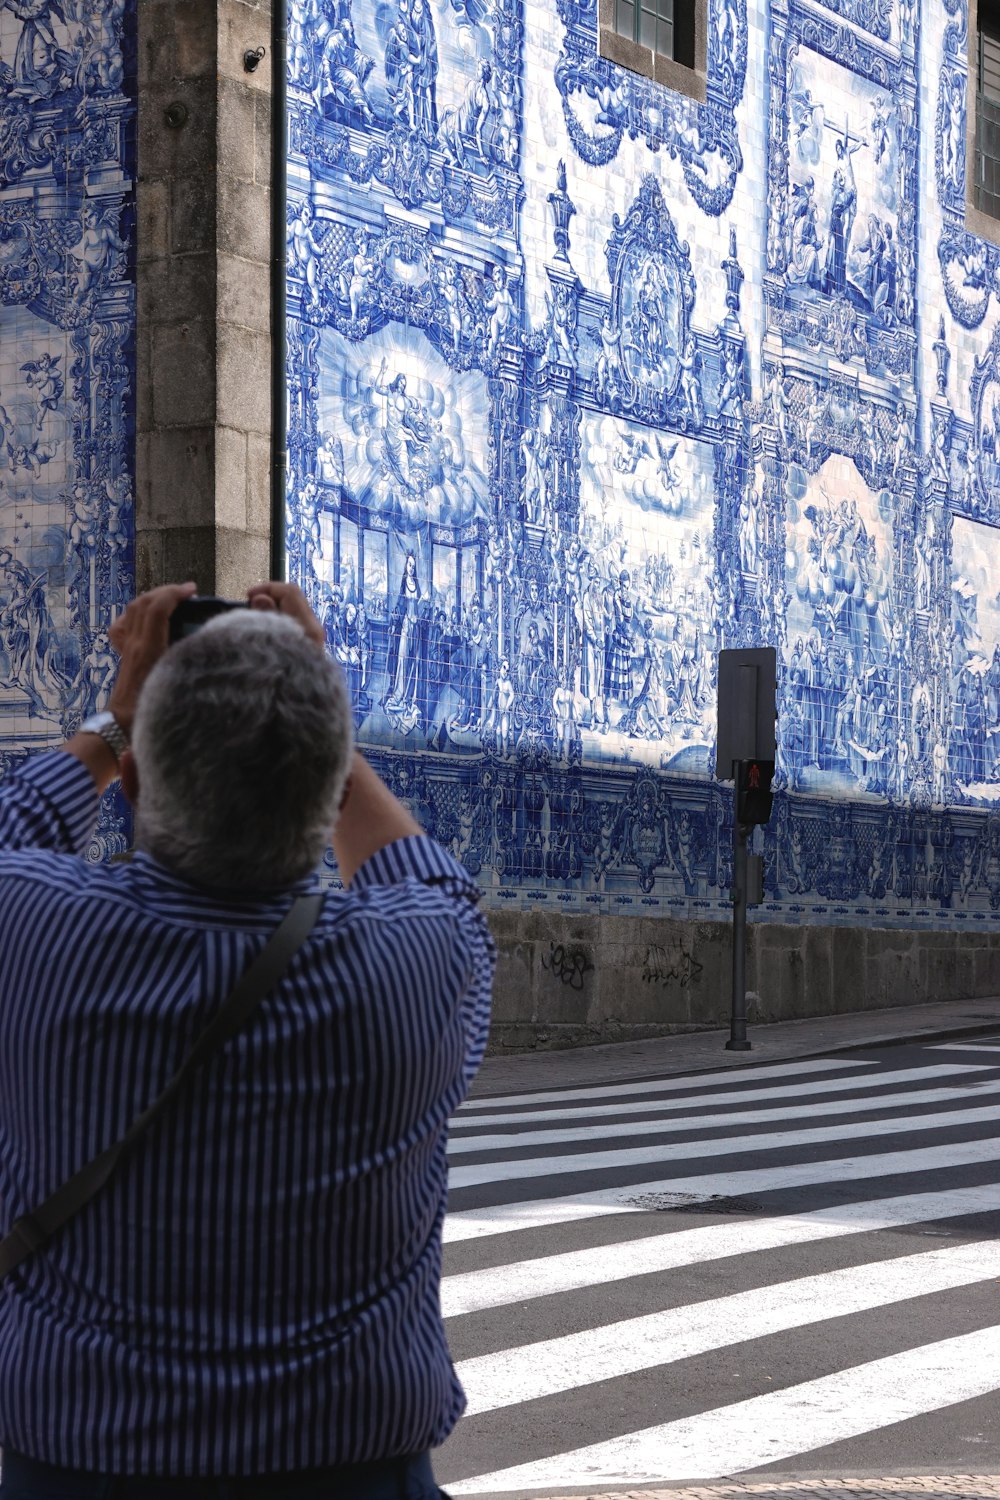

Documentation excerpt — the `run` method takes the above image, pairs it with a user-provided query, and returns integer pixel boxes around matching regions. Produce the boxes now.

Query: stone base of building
[486,911,1000,1053]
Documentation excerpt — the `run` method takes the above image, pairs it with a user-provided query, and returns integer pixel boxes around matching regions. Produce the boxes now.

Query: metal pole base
[725,1038,752,1052]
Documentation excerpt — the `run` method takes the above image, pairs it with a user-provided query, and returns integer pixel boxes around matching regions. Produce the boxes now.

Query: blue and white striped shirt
[0,752,495,1477]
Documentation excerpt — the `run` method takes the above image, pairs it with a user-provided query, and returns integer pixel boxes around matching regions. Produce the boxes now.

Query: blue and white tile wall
[0,0,134,860]
[287,0,1000,926]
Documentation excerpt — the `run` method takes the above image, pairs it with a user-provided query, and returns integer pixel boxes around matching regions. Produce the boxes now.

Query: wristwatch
[79,710,129,768]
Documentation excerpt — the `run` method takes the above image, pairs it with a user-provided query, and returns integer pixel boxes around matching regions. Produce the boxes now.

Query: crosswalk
[436,1036,1000,1495]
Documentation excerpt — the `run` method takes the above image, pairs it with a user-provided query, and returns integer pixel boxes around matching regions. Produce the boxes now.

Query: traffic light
[736,758,775,826]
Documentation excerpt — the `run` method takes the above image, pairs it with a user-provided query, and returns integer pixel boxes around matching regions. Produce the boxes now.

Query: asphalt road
[433,1035,1000,1497]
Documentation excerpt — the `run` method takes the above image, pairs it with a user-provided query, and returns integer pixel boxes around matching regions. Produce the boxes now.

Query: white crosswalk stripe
[928,1039,1000,1052]
[439,1043,1000,1495]
[455,1239,1000,1414]
[449,1062,992,1131]
[457,1056,878,1114]
[440,1182,1000,1316]
[444,1134,1000,1241]
[446,1325,1000,1493]
[447,1074,998,1154]
[448,1101,1000,1190]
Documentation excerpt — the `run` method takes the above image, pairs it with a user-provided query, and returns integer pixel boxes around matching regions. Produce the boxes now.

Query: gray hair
[131,610,353,891]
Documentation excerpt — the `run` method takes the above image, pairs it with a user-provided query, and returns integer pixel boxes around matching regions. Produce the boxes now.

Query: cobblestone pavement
[542,1479,1000,1499]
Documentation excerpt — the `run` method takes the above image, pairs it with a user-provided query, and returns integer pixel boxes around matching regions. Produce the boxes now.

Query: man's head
[128,610,353,892]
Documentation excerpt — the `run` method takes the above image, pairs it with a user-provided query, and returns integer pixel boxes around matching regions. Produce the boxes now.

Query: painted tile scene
[272,0,1000,924]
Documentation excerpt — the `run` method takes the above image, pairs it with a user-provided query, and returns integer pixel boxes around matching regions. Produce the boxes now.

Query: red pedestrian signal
[736,759,774,826]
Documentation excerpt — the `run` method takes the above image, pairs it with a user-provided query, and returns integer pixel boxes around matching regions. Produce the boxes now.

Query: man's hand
[247,582,326,648]
[62,582,195,795]
[107,582,197,740]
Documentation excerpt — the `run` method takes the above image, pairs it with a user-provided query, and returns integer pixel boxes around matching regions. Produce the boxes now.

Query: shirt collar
[129,850,324,912]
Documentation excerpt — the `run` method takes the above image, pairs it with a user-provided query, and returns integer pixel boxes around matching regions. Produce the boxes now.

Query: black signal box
[736,758,775,826]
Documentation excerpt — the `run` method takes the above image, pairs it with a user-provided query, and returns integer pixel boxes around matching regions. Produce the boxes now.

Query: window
[598,0,704,102]
[976,2,1000,218]
[612,0,695,70]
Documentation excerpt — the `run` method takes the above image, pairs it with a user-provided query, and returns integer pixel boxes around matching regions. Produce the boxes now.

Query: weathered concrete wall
[486,912,1000,1053]
[136,0,272,598]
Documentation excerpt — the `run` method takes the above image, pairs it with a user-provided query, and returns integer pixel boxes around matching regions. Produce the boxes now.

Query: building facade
[3,0,1000,1040]
[0,0,134,862]
[283,0,1000,938]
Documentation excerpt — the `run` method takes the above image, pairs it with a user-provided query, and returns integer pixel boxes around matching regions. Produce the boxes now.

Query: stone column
[135,0,275,596]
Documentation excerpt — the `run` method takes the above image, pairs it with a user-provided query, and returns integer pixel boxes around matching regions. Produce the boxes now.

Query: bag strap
[0,891,325,1282]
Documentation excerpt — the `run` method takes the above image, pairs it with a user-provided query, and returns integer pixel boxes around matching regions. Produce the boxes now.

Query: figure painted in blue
[483,263,515,360]
[338,230,376,322]
[316,18,376,124]
[0,547,61,711]
[593,312,622,403]
[374,364,427,498]
[620,622,672,739]
[453,596,488,732]
[606,568,634,707]
[398,0,438,138]
[438,60,493,165]
[628,264,669,379]
[867,95,892,163]
[21,352,63,431]
[318,430,345,489]
[385,15,421,131]
[825,144,859,297]
[1,0,67,100]
[384,550,427,732]
[334,600,371,721]
[787,179,823,288]
[580,558,608,730]
[819,124,867,294]
[853,214,894,311]
[987,647,1000,765]
[521,426,549,526]
[288,200,324,312]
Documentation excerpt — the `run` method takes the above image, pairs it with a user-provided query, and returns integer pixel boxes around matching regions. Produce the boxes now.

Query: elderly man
[0,581,494,1500]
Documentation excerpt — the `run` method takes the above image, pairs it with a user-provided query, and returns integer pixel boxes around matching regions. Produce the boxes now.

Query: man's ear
[120,748,139,807]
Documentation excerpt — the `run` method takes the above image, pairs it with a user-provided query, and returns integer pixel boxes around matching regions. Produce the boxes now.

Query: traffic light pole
[728,819,751,1052]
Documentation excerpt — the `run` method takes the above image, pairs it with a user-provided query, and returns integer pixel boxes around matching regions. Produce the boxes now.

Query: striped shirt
[0,751,495,1477]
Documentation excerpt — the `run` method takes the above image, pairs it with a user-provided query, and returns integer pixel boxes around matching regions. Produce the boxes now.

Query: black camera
[168,596,246,645]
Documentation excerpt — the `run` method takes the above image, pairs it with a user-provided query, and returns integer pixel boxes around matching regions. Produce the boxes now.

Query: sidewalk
[472,997,1000,1099]
[539,1481,1000,1499]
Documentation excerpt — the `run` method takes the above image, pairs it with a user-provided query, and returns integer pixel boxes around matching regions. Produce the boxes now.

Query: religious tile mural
[287,0,1000,924]
[0,0,135,860]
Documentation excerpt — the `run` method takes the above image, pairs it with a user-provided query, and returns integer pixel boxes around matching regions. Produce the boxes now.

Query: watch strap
[80,711,129,765]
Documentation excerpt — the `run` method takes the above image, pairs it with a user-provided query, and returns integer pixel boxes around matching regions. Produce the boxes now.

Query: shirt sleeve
[352,835,497,1088]
[0,750,101,857]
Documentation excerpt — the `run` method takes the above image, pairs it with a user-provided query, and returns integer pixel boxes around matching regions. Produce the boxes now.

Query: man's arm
[0,582,198,854]
[331,752,423,886]
[58,581,198,796]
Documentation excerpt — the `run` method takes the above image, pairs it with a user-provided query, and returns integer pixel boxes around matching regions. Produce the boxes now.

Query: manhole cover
[623,1192,764,1214]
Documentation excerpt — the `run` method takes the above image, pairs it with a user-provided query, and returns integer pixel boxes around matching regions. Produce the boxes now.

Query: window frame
[968,0,1000,239]
[597,0,706,105]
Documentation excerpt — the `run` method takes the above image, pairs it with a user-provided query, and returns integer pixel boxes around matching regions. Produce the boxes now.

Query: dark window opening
[977,0,1000,218]
[613,0,696,68]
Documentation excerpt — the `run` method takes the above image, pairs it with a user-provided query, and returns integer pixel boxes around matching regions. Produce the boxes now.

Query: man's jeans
[0,1450,449,1499]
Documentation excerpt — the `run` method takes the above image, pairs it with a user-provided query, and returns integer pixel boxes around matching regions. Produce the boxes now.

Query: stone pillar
[135,0,274,597]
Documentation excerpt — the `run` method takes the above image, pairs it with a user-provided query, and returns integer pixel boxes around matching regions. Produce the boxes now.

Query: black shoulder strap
[0,891,325,1283]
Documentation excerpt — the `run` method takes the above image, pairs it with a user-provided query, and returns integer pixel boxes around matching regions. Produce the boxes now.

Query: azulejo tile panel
[290,0,1000,926]
[0,0,134,860]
